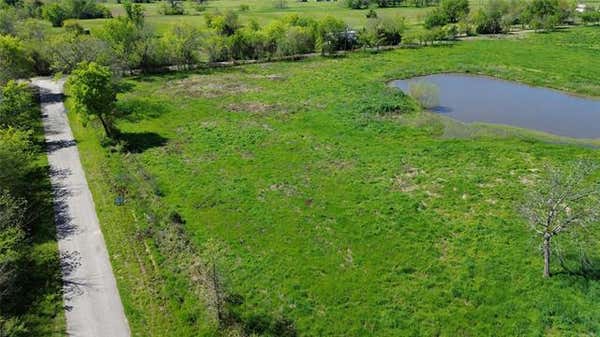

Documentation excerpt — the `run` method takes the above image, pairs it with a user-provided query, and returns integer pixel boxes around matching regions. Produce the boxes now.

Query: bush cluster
[42,0,111,27]
[346,0,437,9]
[580,7,600,25]
[423,0,577,37]
[203,12,366,62]
[0,74,45,337]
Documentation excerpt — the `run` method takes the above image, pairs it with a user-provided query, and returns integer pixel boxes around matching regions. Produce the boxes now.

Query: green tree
[66,62,118,137]
[42,2,69,27]
[123,0,145,27]
[317,16,352,55]
[276,25,316,56]
[440,0,469,22]
[99,17,154,71]
[162,24,202,68]
[0,35,32,83]
[522,0,574,31]
[424,8,449,28]
[0,7,18,35]
[471,0,511,34]
[0,128,33,196]
[424,0,469,28]
[46,32,112,73]
[205,10,240,36]
[0,81,36,130]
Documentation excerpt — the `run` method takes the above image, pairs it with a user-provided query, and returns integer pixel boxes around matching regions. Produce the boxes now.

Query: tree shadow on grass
[116,98,170,122]
[223,294,298,337]
[556,257,600,281]
[119,131,168,153]
[10,163,65,335]
[555,269,600,281]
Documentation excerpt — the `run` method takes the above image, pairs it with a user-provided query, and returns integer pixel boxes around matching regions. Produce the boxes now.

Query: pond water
[391,74,600,139]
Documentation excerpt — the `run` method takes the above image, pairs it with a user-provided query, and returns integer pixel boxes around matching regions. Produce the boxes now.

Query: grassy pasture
[70,27,600,336]
[76,0,600,34]
[78,0,433,33]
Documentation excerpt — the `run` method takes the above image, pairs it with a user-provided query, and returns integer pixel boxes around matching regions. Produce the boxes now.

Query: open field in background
[78,0,432,33]
[68,27,600,337]
[74,0,600,34]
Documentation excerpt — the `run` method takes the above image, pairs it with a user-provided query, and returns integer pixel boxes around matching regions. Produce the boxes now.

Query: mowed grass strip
[71,27,600,336]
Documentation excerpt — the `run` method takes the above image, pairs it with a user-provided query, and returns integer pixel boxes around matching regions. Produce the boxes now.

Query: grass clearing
[77,0,433,33]
[70,27,600,336]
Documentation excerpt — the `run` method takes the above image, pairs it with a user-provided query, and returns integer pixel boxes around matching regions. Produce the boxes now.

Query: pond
[391,74,600,139]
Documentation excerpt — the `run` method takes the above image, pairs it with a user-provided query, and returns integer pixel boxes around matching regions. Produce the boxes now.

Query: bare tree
[521,160,600,277]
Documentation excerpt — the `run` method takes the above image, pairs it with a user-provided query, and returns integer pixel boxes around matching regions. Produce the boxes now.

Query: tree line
[345,0,439,9]
[0,61,54,336]
[0,2,411,76]
[2,0,598,78]
[422,0,591,36]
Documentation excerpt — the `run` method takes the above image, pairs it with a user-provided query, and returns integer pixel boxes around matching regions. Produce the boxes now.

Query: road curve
[33,78,131,337]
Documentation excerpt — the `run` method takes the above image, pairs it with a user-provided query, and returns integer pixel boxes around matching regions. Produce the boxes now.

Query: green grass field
[75,0,600,35]
[78,0,432,33]
[69,27,600,336]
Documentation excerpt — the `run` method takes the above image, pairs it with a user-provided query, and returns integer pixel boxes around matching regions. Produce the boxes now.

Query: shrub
[471,0,511,34]
[440,0,469,22]
[317,16,356,54]
[162,24,202,68]
[42,3,69,27]
[23,0,45,18]
[159,0,185,15]
[0,81,36,130]
[0,7,18,35]
[424,0,469,28]
[522,0,575,30]
[0,128,34,195]
[424,8,449,28]
[67,0,111,19]
[63,19,86,35]
[239,4,249,11]
[0,35,32,83]
[345,0,369,9]
[98,17,158,71]
[42,0,111,27]
[230,28,268,60]
[205,34,230,62]
[377,16,406,45]
[366,9,378,18]
[408,81,440,108]
[124,1,145,26]
[205,10,240,36]
[276,25,315,56]
[46,33,112,73]
[442,23,458,39]
[580,7,600,25]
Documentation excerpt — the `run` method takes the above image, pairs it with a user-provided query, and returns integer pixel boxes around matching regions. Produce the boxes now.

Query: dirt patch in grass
[392,165,422,193]
[248,73,288,81]
[165,74,260,98]
[226,102,283,114]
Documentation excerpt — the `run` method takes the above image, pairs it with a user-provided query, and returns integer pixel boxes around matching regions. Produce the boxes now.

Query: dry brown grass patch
[165,74,259,98]
[226,102,284,114]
